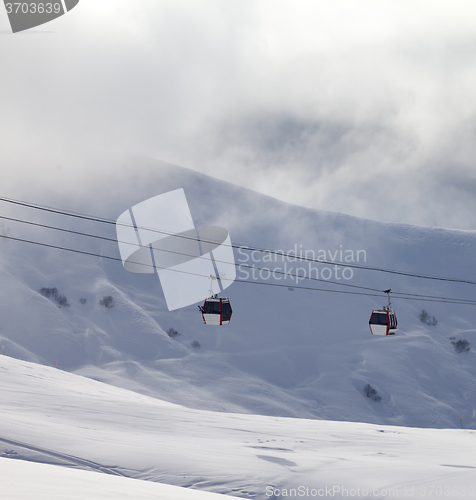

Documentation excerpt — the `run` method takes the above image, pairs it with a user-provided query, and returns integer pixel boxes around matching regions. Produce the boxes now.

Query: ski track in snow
[0,436,128,477]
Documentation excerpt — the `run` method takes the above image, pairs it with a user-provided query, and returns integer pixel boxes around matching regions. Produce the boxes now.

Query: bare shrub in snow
[55,295,69,307]
[191,340,201,349]
[420,310,438,326]
[167,328,179,338]
[364,384,381,402]
[39,287,57,298]
[38,287,70,308]
[99,296,115,309]
[79,298,87,305]
[451,339,470,353]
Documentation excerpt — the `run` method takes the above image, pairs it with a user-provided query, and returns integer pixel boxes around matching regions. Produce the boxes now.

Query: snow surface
[1,157,476,497]
[1,355,475,500]
[0,458,229,500]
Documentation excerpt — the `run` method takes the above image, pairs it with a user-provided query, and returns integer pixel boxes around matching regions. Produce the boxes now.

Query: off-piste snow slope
[0,154,475,434]
[1,355,476,500]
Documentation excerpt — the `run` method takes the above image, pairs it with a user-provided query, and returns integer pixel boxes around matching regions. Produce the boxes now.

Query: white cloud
[1,0,476,228]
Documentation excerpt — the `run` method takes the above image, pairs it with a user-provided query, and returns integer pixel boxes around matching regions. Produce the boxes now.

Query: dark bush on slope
[38,287,70,308]
[451,339,470,353]
[420,309,438,326]
[364,384,381,402]
[167,328,179,338]
[99,296,115,309]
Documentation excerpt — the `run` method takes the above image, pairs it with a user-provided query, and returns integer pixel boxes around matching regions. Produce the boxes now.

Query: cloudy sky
[2,0,476,229]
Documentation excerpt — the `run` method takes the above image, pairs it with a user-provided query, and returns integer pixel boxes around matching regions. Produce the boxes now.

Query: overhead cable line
[1,233,475,306]
[2,214,476,305]
[0,214,389,295]
[1,195,475,285]
[238,280,476,305]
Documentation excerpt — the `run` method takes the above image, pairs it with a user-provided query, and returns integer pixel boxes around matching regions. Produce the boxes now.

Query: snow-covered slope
[1,356,476,500]
[0,156,475,429]
[0,458,230,500]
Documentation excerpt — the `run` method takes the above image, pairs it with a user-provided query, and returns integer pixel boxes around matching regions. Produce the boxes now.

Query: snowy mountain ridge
[0,156,475,430]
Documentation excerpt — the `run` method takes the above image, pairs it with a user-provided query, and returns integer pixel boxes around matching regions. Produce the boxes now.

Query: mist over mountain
[0,156,475,430]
